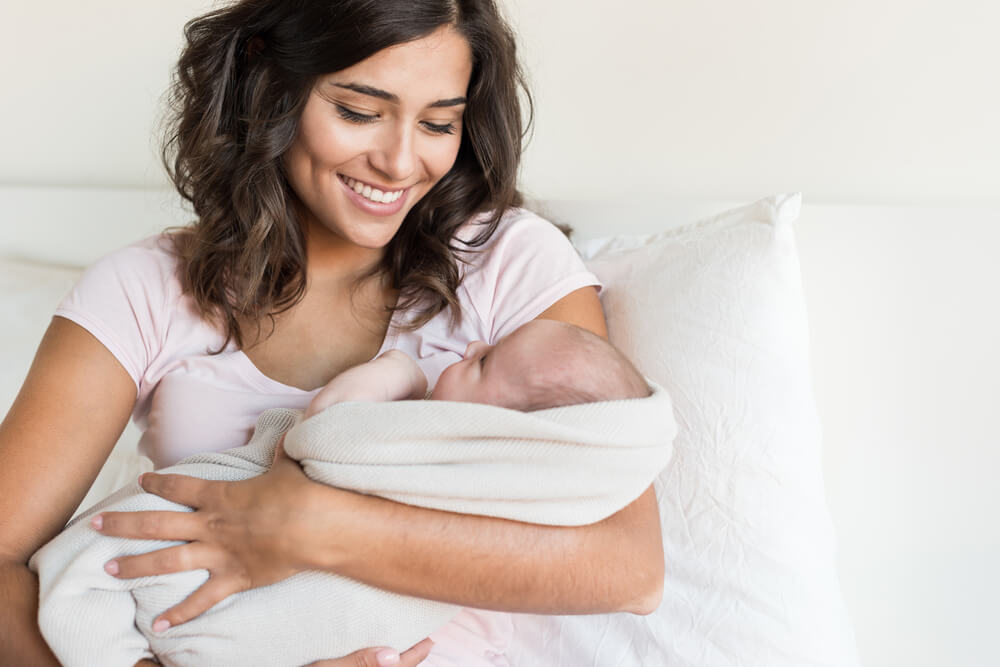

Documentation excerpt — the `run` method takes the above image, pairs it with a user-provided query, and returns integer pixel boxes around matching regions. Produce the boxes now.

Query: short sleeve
[460,210,602,342]
[54,237,176,394]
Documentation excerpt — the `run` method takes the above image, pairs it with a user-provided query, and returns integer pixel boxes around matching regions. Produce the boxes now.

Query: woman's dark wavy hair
[163,0,532,349]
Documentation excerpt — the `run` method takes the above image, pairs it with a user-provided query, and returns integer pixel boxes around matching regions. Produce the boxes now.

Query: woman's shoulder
[55,233,202,388]
[66,233,186,315]
[451,207,596,320]
[454,207,574,256]
[88,233,182,280]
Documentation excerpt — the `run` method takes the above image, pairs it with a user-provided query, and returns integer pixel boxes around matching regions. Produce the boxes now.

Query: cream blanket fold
[30,384,675,667]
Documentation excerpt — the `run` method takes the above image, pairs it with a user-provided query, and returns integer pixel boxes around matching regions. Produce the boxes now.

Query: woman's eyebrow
[331,82,466,108]
[427,96,467,108]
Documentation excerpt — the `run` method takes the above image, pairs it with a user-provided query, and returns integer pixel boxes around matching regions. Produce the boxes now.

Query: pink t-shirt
[55,208,600,665]
[57,208,599,469]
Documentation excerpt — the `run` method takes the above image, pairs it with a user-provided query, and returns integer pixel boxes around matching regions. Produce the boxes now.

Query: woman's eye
[335,105,455,135]
[336,105,378,124]
[423,121,457,136]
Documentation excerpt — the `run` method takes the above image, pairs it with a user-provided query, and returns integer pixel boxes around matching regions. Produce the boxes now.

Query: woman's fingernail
[104,560,119,575]
[138,473,145,486]
[375,648,400,666]
[90,515,103,530]
[152,618,170,633]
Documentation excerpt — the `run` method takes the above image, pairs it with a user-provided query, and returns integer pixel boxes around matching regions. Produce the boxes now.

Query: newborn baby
[31,320,673,667]
[306,317,651,417]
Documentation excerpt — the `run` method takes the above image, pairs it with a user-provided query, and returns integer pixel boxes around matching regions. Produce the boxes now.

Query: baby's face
[431,320,553,408]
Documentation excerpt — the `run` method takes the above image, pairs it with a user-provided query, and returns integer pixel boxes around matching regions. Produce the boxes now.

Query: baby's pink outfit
[56,209,599,666]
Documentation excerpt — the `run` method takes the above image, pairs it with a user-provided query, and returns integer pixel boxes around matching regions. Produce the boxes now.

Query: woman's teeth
[342,176,404,204]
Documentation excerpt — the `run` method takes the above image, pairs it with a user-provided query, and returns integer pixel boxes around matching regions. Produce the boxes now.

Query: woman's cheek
[419,133,460,178]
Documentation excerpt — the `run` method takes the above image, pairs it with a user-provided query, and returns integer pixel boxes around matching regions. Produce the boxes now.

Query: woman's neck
[301,217,387,289]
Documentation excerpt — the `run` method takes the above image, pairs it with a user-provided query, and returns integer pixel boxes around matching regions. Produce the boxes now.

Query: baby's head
[431,319,649,411]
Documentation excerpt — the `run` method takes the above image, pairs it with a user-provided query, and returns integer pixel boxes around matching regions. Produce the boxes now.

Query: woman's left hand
[93,438,321,630]
[304,639,434,667]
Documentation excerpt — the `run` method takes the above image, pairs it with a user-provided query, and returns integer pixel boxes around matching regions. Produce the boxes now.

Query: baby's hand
[374,350,428,400]
[305,350,428,418]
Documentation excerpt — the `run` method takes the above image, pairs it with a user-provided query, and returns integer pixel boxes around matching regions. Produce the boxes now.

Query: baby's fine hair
[520,324,650,411]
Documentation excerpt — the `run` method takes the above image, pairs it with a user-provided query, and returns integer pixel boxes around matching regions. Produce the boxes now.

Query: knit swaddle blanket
[30,384,675,667]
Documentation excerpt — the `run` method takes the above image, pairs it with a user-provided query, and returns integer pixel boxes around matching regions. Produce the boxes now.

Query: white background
[2,2,998,666]
[2,0,997,205]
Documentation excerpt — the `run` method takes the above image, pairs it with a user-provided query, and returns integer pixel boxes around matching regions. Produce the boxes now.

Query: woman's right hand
[133,639,434,667]
[304,638,434,666]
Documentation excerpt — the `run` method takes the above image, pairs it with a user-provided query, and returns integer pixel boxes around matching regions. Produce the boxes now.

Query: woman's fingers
[103,541,251,629]
[89,455,319,627]
[302,638,433,666]
[151,575,247,631]
[104,541,222,579]
[93,509,206,542]
[399,638,434,665]
[138,472,222,508]
[93,473,226,541]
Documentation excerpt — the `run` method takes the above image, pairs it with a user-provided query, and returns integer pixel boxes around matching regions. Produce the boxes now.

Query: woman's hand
[93,438,323,630]
[132,639,433,667]
[304,638,434,667]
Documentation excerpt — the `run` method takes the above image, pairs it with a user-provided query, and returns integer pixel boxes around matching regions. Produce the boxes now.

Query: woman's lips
[338,174,410,216]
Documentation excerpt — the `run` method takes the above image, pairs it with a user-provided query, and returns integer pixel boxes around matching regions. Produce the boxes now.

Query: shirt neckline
[230,316,402,395]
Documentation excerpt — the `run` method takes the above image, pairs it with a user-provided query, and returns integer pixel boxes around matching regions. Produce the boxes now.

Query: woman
[0,1,664,665]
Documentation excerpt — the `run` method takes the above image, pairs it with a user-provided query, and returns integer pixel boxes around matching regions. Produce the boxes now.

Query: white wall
[2,1,997,204]
[794,204,1000,667]
[0,0,211,187]
[508,0,1000,205]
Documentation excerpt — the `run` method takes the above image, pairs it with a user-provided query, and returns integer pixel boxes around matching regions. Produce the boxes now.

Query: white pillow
[507,194,860,666]
[0,258,82,412]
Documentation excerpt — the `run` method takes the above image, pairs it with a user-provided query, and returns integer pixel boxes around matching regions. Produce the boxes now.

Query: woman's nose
[370,124,416,182]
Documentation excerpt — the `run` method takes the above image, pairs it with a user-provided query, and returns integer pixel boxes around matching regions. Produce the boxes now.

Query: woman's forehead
[321,27,473,106]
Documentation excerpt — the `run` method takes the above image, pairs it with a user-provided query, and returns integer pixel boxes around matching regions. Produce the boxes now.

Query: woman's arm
[534,284,609,340]
[319,287,663,612]
[305,479,664,614]
[299,277,659,614]
[7,321,428,667]
[0,317,137,665]
[98,287,665,625]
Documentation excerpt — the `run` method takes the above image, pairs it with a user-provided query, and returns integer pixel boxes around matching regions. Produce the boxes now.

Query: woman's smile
[339,174,406,204]
[337,173,410,216]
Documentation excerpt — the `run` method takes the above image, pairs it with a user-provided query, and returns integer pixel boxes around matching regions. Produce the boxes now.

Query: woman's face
[284,26,473,255]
